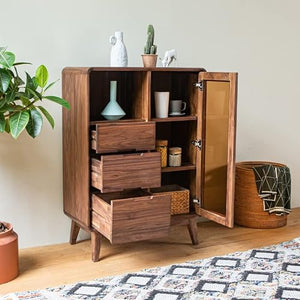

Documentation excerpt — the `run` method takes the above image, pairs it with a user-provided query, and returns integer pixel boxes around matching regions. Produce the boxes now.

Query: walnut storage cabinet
[62,67,238,261]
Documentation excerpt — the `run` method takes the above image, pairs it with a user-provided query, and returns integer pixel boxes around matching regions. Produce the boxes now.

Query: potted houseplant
[142,24,158,68]
[0,47,69,283]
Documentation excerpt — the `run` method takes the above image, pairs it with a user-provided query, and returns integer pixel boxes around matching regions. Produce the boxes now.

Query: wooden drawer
[91,152,161,193]
[91,121,155,153]
[92,189,171,244]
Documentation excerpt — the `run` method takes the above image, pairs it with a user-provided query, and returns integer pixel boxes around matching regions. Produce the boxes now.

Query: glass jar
[156,140,168,167]
[169,147,182,167]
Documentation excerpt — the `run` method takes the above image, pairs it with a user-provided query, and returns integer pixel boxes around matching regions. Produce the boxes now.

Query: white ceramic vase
[109,31,128,67]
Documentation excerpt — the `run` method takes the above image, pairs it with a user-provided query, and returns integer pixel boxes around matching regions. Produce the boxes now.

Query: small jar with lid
[156,140,168,167]
[168,147,182,167]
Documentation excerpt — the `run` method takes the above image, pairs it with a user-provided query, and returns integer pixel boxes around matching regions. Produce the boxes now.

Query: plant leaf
[0,51,15,68]
[27,87,42,100]
[26,109,43,138]
[44,96,70,109]
[4,118,10,133]
[37,106,55,128]
[13,61,31,66]
[18,94,31,106]
[0,99,6,109]
[26,72,36,91]
[0,69,11,92]
[9,111,30,139]
[0,113,5,132]
[35,65,48,88]
[5,89,16,103]
[44,79,59,92]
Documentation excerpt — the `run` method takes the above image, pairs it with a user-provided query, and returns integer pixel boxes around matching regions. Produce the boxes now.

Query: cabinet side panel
[62,70,90,227]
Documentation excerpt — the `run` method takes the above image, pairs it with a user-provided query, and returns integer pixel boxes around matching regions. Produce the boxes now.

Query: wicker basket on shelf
[150,184,190,215]
[235,161,288,229]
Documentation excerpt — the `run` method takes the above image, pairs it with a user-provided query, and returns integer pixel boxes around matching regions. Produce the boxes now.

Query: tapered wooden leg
[187,217,199,245]
[70,220,80,245]
[91,231,102,262]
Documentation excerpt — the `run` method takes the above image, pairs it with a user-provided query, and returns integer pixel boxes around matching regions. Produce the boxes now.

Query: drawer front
[91,121,155,153]
[92,192,171,244]
[91,152,161,193]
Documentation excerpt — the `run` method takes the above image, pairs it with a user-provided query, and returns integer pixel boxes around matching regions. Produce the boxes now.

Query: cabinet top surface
[62,67,206,73]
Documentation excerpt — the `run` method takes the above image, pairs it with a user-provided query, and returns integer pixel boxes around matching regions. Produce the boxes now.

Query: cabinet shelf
[152,116,197,122]
[161,163,196,173]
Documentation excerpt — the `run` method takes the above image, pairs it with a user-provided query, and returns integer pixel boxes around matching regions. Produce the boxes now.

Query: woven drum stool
[235,161,288,229]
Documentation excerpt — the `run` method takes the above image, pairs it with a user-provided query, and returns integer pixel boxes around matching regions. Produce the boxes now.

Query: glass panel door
[195,72,237,228]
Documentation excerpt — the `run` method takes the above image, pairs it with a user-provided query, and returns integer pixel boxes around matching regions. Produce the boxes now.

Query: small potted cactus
[142,24,158,68]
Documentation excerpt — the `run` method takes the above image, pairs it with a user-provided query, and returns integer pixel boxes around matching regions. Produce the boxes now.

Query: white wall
[1,0,299,248]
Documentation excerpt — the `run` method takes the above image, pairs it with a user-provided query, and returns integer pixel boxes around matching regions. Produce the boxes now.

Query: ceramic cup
[170,100,187,115]
[154,92,170,118]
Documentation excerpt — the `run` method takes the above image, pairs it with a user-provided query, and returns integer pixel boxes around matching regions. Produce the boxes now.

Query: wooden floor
[1,208,300,295]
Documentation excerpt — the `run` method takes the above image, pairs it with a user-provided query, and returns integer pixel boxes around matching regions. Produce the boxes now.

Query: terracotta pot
[142,54,158,68]
[0,222,19,284]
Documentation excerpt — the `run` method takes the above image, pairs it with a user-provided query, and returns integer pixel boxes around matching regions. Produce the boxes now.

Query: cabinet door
[195,72,237,228]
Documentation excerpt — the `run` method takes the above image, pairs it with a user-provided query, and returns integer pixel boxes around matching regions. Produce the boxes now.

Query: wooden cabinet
[62,67,237,261]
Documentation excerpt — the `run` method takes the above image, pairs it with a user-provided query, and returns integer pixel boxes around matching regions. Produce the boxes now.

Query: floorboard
[1,208,300,295]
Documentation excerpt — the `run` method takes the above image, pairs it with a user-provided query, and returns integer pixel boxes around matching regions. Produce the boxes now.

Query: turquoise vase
[101,81,126,120]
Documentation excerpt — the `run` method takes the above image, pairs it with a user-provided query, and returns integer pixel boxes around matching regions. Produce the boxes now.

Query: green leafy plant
[144,24,157,54]
[0,47,70,139]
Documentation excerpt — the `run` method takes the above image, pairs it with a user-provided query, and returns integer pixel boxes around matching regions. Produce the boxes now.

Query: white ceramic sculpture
[109,31,128,67]
[161,49,177,67]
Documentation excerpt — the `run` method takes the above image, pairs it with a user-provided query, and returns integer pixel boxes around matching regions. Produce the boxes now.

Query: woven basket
[151,185,190,215]
[235,161,288,229]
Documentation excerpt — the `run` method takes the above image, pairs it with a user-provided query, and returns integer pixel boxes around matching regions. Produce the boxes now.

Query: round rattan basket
[235,161,288,229]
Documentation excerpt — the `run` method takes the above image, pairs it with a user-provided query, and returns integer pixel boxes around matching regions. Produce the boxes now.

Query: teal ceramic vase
[101,81,126,120]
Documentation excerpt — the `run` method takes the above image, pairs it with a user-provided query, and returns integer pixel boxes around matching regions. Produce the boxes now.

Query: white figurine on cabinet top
[161,49,177,67]
[109,31,128,67]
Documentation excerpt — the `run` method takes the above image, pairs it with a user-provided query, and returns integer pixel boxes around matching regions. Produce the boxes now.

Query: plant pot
[0,222,19,284]
[142,54,158,68]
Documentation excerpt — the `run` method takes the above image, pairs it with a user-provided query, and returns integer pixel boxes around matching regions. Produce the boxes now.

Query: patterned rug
[2,237,300,300]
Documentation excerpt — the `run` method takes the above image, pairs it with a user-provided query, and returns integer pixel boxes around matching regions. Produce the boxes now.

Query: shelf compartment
[152,116,197,122]
[92,189,171,244]
[161,163,196,173]
[150,71,200,118]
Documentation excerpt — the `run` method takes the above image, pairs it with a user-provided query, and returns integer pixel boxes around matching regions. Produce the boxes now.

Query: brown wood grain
[62,68,90,228]
[152,116,197,122]
[92,191,171,245]
[91,152,161,193]
[91,231,101,262]
[161,163,196,173]
[69,220,80,245]
[225,73,238,227]
[92,211,112,241]
[92,121,155,153]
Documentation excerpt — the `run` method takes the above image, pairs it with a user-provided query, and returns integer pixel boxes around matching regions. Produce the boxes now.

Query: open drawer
[91,121,156,154]
[91,152,161,193]
[92,189,171,244]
